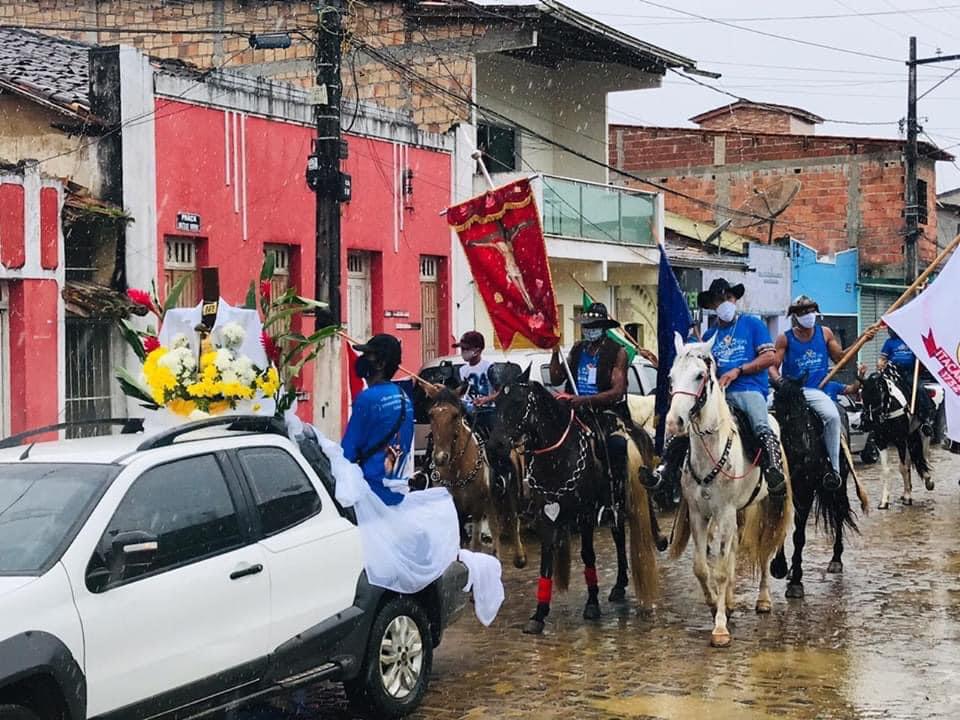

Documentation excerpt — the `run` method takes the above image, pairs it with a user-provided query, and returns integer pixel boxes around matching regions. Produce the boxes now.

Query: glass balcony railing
[540,175,657,246]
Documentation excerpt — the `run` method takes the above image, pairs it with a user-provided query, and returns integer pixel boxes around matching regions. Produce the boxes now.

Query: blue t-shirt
[575,347,600,395]
[703,314,774,397]
[783,326,830,389]
[342,381,413,506]
[880,337,915,371]
[822,380,847,402]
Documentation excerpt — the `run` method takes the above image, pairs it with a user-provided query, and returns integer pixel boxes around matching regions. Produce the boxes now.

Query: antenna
[727,178,801,244]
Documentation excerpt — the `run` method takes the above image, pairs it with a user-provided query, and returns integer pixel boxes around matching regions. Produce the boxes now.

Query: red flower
[261,331,281,365]
[260,280,272,302]
[143,335,161,353]
[127,288,155,312]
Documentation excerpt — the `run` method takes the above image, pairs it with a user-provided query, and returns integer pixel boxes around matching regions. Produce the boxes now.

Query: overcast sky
[482,0,960,191]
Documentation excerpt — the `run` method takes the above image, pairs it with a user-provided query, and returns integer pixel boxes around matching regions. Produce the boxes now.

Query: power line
[629,0,904,63]
[587,5,960,22]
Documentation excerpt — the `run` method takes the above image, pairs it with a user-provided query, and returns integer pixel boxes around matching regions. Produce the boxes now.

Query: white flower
[221,322,246,349]
[214,348,233,373]
[171,333,190,350]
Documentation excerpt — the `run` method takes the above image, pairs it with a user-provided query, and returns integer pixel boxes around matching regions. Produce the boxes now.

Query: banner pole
[818,232,960,389]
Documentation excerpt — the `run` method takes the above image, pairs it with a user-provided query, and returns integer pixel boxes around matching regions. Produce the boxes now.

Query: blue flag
[655,247,693,454]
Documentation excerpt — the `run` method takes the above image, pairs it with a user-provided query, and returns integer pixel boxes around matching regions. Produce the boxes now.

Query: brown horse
[422,383,527,568]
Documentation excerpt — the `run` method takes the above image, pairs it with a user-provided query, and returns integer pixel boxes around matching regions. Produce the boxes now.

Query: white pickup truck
[0,416,467,720]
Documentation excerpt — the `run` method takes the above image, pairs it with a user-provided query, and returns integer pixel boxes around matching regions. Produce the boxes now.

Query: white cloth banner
[294,421,505,625]
[883,249,960,442]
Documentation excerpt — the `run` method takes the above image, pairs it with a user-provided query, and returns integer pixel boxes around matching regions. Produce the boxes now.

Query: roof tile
[0,28,90,112]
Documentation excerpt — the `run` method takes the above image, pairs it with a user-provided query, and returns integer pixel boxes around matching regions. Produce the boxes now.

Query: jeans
[726,390,771,435]
[802,387,841,474]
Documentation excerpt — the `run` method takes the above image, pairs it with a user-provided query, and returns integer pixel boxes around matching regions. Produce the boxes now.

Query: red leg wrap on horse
[537,577,553,604]
[584,566,599,588]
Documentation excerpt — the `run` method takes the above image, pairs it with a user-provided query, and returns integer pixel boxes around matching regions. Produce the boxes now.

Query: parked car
[414,351,658,459]
[0,416,467,720]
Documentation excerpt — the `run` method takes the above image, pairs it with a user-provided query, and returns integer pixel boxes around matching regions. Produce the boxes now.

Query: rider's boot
[757,428,787,497]
[647,435,689,490]
[822,467,842,492]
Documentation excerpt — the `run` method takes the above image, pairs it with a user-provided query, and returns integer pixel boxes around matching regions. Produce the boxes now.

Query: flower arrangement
[116,255,335,421]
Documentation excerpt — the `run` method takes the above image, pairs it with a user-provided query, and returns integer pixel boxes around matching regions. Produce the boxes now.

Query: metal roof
[664,211,751,254]
[408,1,699,73]
[665,240,749,270]
[0,28,91,119]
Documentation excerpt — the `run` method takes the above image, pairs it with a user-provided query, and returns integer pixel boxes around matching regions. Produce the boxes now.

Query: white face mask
[583,327,604,342]
[796,312,817,329]
[716,301,737,324]
[460,349,479,363]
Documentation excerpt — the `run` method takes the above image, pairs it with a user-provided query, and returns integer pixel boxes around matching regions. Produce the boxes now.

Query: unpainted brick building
[609,101,951,280]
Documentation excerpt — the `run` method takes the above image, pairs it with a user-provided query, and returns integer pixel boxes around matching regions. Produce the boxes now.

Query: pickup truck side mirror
[87,530,159,592]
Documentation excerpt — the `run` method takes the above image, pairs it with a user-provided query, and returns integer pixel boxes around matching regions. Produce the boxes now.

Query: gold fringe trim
[449,195,533,233]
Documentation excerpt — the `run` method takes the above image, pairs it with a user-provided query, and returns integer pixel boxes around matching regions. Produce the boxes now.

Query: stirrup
[822,468,842,492]
[765,468,786,497]
[640,466,663,490]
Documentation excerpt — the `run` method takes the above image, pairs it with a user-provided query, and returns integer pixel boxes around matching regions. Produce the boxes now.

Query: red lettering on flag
[922,329,960,396]
[447,179,560,350]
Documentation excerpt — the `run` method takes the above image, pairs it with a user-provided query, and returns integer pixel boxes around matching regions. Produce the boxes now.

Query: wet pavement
[293,448,960,719]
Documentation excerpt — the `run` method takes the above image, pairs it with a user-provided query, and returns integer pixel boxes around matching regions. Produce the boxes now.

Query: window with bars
[265,245,292,335]
[164,237,199,308]
[917,179,929,226]
[477,122,518,173]
[65,318,115,438]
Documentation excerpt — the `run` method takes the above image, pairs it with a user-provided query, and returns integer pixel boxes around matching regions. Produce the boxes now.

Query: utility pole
[903,38,960,282]
[905,36,919,284]
[311,0,346,328]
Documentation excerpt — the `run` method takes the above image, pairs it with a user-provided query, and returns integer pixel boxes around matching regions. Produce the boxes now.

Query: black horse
[486,365,659,635]
[861,367,933,508]
[770,378,861,598]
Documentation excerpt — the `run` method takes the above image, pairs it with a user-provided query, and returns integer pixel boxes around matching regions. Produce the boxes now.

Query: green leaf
[115,367,158,407]
[162,273,193,314]
[260,252,276,281]
[264,306,307,330]
[244,280,257,309]
[117,319,147,362]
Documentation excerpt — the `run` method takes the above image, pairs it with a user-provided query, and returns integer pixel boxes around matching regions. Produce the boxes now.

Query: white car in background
[414,351,659,459]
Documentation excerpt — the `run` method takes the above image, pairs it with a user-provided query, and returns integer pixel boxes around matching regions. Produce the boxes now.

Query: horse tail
[625,433,659,606]
[669,495,691,560]
[742,450,793,578]
[553,528,571,592]
[814,473,859,540]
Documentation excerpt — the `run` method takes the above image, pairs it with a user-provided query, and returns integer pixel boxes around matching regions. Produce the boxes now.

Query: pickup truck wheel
[345,597,433,719]
[0,705,41,720]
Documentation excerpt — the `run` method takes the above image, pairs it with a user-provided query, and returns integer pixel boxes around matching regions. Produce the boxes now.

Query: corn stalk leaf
[117,319,147,362]
[115,367,158,408]
[244,280,257,310]
[162,273,193,315]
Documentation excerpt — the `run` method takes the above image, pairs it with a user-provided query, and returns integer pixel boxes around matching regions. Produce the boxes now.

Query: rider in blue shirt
[770,295,865,491]
[879,327,935,435]
[342,334,414,506]
[699,278,785,496]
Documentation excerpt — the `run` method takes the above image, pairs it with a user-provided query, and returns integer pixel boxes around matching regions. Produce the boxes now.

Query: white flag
[883,249,960,443]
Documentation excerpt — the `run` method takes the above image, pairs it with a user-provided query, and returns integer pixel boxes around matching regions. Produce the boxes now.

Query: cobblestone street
[290,448,960,719]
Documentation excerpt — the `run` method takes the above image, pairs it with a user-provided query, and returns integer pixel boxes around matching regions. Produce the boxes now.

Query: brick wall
[610,125,940,278]
[0,0,477,133]
[695,106,797,134]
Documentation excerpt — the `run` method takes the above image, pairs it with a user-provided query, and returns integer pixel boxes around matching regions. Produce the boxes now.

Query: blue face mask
[583,328,604,342]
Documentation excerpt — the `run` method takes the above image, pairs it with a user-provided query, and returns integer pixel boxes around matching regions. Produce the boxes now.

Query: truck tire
[0,706,41,720]
[345,596,434,719]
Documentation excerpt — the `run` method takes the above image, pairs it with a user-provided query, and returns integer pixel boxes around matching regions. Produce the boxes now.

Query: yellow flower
[167,398,197,416]
[208,400,231,415]
[143,347,177,403]
[256,367,281,397]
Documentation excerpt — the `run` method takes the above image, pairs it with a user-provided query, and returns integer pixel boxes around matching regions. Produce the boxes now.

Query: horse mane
[432,386,464,408]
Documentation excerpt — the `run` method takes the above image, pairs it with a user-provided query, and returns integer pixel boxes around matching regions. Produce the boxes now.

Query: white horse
[666,334,793,648]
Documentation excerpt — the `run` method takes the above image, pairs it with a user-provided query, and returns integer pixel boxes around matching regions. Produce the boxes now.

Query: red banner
[447,179,560,349]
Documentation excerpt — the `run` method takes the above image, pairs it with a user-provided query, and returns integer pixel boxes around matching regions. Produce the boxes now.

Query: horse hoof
[656,535,669,553]
[583,602,601,621]
[770,556,789,580]
[513,556,528,570]
[901,496,913,506]
[523,619,545,635]
[785,583,805,599]
[827,560,843,574]
[878,502,889,510]
[710,632,731,648]
[608,585,627,603]
[755,601,772,614]
[925,478,935,491]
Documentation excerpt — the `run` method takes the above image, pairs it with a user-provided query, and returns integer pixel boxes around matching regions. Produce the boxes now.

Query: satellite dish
[727,178,801,243]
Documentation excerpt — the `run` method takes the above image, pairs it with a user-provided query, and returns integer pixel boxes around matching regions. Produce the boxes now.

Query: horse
[487,364,660,635]
[666,335,792,648]
[860,367,933,508]
[770,378,868,598]
[421,383,527,568]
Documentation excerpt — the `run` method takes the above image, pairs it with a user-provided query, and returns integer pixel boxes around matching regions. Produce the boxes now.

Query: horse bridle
[428,406,485,489]
[670,356,715,431]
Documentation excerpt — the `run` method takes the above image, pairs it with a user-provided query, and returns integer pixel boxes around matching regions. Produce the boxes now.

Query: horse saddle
[728,405,763,460]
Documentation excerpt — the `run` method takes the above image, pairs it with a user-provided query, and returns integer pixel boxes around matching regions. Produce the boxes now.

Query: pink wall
[155,100,452,427]
[7,280,59,437]
[0,183,25,269]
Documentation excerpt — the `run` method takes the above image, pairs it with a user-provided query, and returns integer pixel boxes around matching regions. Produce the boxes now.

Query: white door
[232,446,363,653]
[69,453,272,716]
[347,251,372,342]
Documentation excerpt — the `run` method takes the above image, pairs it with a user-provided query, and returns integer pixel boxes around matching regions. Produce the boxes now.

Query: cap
[453,330,485,351]
[353,333,402,369]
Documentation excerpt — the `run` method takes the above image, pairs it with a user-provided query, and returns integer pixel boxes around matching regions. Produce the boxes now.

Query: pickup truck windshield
[0,463,116,575]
